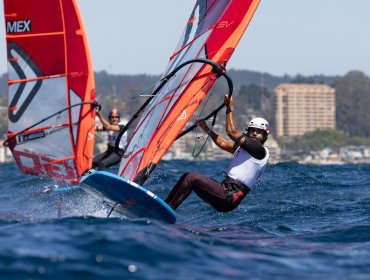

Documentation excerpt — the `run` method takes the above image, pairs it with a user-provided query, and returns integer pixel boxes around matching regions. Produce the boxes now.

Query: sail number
[13,150,78,183]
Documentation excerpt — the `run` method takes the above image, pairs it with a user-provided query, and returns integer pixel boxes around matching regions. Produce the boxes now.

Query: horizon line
[1,69,368,79]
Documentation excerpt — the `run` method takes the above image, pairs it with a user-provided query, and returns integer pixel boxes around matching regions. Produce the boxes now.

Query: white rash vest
[107,123,127,149]
[227,146,269,188]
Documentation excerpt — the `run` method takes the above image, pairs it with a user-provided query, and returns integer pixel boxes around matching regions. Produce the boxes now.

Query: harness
[221,173,251,204]
[106,144,123,155]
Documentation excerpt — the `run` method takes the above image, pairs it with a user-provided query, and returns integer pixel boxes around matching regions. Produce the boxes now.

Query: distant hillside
[0,69,340,100]
[1,70,370,139]
[227,69,339,91]
[334,71,370,137]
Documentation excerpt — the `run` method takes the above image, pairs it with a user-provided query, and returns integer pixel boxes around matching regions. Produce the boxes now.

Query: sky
[0,0,370,77]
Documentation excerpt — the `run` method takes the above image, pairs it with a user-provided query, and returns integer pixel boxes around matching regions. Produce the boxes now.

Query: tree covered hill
[1,70,369,141]
[0,69,339,100]
[334,71,370,138]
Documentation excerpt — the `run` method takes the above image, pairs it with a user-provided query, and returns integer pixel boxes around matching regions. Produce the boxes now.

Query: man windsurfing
[165,95,269,212]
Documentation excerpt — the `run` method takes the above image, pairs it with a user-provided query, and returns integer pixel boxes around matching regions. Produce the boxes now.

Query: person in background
[93,108,127,170]
[165,94,270,212]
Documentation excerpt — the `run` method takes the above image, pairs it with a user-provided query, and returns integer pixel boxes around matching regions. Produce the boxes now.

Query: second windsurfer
[93,108,127,170]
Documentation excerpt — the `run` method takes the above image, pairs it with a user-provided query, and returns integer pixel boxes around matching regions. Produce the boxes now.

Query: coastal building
[299,146,370,164]
[274,83,336,137]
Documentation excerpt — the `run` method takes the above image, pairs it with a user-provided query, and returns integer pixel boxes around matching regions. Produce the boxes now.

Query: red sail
[118,0,260,184]
[4,0,96,185]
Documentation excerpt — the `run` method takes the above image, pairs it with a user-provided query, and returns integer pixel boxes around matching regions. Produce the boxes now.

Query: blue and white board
[80,171,176,224]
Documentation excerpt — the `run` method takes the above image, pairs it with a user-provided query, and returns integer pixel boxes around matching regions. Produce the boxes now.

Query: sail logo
[8,42,43,123]
[6,20,31,33]
[177,110,187,121]
[217,21,234,29]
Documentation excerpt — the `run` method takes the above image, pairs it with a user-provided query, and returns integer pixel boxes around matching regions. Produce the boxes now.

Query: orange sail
[4,0,96,185]
[118,0,261,185]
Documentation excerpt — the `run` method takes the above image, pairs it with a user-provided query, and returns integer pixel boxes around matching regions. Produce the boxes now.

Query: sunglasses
[247,127,266,135]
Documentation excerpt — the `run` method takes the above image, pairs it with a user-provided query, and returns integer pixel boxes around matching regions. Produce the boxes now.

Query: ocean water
[0,160,369,279]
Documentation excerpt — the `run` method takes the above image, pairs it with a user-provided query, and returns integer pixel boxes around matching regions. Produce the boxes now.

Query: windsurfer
[165,95,270,212]
[93,108,127,170]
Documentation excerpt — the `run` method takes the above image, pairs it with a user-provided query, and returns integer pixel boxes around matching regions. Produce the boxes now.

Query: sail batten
[6,31,65,39]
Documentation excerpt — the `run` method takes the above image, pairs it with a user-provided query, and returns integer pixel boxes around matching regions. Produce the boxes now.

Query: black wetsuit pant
[92,145,121,170]
[165,172,250,212]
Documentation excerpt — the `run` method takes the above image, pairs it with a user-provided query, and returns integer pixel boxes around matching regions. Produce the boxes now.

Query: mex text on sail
[6,20,31,33]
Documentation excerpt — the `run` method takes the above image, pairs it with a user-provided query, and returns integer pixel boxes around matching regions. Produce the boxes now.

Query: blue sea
[0,160,369,279]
